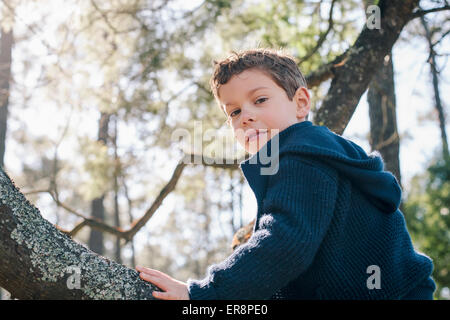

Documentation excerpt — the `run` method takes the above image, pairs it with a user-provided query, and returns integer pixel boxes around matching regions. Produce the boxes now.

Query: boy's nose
[240,109,256,127]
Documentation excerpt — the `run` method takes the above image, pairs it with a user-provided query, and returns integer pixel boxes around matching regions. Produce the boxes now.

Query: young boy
[136,48,436,300]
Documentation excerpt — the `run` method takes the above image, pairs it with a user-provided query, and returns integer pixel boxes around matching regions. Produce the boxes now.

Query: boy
[136,48,436,300]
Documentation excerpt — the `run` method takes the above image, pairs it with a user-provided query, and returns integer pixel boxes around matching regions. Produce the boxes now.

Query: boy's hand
[136,266,190,300]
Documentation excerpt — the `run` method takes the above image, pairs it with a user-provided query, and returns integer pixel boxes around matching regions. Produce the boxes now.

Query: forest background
[0,0,449,300]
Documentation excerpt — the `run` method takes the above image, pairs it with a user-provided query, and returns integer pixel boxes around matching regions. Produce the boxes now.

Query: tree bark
[367,52,402,188]
[0,167,159,299]
[314,0,419,135]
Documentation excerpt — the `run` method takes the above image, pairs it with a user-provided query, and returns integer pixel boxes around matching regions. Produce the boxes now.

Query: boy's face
[218,68,310,154]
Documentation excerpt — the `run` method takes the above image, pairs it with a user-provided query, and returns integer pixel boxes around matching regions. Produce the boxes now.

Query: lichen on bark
[0,168,159,299]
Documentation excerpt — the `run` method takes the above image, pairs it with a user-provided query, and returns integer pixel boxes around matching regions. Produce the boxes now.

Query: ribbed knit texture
[187,121,436,300]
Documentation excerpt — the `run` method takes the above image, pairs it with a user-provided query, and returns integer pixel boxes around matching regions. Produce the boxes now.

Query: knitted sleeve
[187,156,338,299]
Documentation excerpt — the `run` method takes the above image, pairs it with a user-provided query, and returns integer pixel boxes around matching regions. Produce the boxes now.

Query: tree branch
[432,28,450,48]
[314,0,420,135]
[304,49,350,88]
[28,153,246,241]
[411,5,450,19]
[0,168,159,299]
[299,0,337,64]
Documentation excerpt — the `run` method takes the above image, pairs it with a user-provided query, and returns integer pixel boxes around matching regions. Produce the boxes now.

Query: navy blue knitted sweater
[187,120,435,299]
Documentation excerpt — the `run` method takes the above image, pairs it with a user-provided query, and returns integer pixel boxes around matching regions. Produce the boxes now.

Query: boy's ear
[294,87,311,121]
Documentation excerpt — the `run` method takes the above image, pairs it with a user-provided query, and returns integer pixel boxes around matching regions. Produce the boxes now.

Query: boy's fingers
[152,291,171,300]
[136,266,169,279]
[136,266,156,275]
[139,272,169,291]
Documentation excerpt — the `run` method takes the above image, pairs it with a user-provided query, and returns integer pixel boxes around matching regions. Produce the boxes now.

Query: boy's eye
[255,97,267,104]
[230,109,240,117]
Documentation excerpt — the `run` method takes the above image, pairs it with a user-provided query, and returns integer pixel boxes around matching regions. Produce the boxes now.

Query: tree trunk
[0,27,13,168]
[89,197,106,255]
[0,24,14,301]
[420,15,450,163]
[315,0,419,135]
[88,112,111,255]
[367,52,402,188]
[113,115,121,264]
[0,167,159,299]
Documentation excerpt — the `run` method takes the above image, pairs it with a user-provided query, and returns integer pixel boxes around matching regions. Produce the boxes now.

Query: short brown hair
[210,48,307,107]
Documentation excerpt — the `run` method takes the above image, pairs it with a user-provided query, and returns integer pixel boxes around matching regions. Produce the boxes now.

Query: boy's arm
[187,156,338,300]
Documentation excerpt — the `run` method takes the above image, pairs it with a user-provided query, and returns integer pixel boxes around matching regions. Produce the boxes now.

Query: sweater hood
[240,121,402,214]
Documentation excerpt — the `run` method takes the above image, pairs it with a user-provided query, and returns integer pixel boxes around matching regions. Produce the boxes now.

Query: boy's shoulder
[275,122,402,214]
[276,121,382,175]
[278,121,364,159]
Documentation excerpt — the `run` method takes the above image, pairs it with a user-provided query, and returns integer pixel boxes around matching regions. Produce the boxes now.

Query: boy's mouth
[245,129,268,143]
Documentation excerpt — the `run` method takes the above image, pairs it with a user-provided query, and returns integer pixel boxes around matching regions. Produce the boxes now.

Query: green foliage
[198,0,362,111]
[404,156,450,300]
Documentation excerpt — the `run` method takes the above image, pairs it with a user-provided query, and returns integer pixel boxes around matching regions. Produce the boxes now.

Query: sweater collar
[240,120,313,168]
[239,121,313,202]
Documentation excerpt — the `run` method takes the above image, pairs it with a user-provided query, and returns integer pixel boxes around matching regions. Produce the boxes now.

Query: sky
[2,0,449,272]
